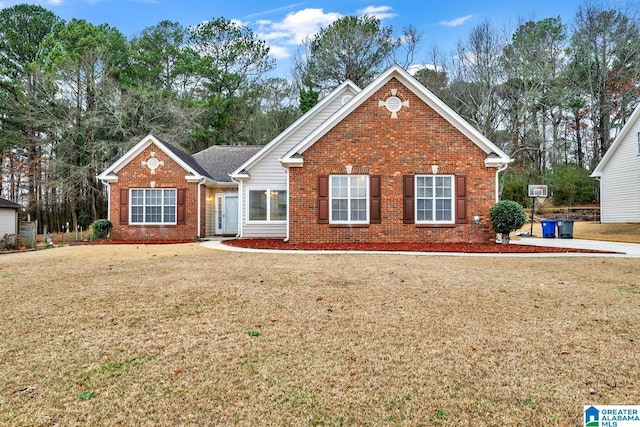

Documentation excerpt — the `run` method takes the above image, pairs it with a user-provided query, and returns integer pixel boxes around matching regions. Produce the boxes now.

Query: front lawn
[1,244,638,425]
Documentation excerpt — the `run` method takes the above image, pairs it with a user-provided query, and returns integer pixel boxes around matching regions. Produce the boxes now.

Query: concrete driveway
[511,237,640,257]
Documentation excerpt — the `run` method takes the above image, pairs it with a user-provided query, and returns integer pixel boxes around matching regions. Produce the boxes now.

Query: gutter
[197,177,206,238]
[283,165,290,242]
[495,163,509,202]
[230,174,243,238]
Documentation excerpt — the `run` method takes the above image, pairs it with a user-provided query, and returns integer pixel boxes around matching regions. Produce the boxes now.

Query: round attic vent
[146,157,160,170]
[385,96,402,113]
[341,95,353,105]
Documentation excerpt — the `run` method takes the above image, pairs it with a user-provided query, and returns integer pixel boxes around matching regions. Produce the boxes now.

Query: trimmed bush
[91,219,112,240]
[489,200,527,243]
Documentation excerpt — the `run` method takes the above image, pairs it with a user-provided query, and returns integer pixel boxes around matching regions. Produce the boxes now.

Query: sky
[0,0,632,77]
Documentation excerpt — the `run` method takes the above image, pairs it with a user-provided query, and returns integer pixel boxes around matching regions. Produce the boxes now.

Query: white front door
[215,194,238,235]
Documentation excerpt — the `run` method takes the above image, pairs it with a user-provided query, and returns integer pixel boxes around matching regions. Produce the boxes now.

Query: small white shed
[0,197,21,238]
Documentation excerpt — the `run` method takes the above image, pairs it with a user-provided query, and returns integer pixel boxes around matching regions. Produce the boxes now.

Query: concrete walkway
[510,236,640,256]
[200,237,640,257]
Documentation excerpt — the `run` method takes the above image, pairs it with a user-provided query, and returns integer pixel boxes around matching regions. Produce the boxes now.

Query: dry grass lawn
[518,220,640,243]
[1,243,639,426]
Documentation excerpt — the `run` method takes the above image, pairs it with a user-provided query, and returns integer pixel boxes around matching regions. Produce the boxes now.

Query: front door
[215,194,238,235]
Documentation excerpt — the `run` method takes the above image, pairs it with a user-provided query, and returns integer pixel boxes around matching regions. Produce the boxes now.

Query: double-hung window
[330,175,369,223]
[248,189,287,221]
[415,175,454,223]
[130,188,177,224]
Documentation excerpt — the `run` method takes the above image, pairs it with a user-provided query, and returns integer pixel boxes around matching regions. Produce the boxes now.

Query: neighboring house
[591,102,640,222]
[0,197,21,238]
[99,65,511,243]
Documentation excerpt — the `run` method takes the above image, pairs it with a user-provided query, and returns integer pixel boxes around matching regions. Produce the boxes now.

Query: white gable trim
[591,101,640,177]
[97,134,207,183]
[230,81,361,179]
[281,65,511,167]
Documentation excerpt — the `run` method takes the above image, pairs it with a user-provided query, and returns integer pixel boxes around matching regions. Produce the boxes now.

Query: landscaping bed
[223,238,612,253]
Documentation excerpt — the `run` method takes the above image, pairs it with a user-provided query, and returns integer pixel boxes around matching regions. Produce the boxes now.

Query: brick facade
[109,144,204,241]
[288,78,496,244]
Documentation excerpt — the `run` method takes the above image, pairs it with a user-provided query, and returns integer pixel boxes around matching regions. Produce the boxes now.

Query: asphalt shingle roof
[0,197,21,209]
[155,137,216,180]
[192,145,262,183]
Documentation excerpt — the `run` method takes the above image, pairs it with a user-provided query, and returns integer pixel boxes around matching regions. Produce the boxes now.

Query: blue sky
[0,0,619,76]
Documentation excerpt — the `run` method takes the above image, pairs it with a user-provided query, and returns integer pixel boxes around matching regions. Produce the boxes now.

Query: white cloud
[267,44,292,60]
[440,14,473,27]
[255,8,342,62]
[407,63,446,75]
[357,5,396,20]
[270,8,341,44]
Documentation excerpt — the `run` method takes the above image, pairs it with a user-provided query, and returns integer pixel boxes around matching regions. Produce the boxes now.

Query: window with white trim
[416,175,454,223]
[248,189,287,221]
[330,175,369,223]
[637,132,640,155]
[130,188,176,224]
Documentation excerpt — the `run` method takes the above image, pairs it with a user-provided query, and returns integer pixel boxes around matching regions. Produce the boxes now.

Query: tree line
[1,2,639,232]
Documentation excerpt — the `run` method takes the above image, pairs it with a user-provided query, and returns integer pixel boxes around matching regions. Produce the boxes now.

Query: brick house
[97,135,259,241]
[233,65,511,243]
[99,65,511,243]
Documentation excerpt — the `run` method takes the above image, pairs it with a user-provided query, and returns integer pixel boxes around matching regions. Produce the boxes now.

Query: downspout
[197,178,206,238]
[105,182,111,221]
[495,163,509,202]
[283,166,290,242]
[236,178,243,238]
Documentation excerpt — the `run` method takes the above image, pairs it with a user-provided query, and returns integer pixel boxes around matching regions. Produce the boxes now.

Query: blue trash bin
[540,219,557,238]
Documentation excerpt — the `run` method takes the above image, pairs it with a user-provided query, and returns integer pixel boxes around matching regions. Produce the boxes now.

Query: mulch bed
[223,239,613,253]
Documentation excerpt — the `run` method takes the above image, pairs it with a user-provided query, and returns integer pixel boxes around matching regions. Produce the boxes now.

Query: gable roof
[281,65,512,167]
[0,197,21,209]
[193,145,262,182]
[591,101,640,177]
[97,134,214,183]
[230,80,361,179]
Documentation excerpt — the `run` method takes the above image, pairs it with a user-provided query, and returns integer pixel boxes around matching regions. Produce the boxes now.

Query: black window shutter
[119,188,128,225]
[455,175,467,224]
[177,188,186,225]
[370,175,381,224]
[318,175,329,223]
[403,175,414,224]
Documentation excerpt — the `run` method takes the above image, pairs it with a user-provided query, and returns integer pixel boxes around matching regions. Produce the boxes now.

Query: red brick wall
[109,143,203,241]
[288,78,496,244]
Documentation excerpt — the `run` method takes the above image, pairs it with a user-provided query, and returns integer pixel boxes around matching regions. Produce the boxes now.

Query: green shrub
[545,165,596,205]
[91,219,112,240]
[489,200,527,241]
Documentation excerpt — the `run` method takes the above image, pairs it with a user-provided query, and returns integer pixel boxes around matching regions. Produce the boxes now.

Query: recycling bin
[540,219,557,238]
[556,219,574,239]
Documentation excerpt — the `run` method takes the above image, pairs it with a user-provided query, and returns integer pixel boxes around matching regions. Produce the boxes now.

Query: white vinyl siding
[0,208,18,237]
[241,86,358,238]
[600,122,640,222]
